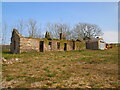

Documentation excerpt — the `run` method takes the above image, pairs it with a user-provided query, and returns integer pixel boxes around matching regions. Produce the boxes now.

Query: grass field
[2,47,118,88]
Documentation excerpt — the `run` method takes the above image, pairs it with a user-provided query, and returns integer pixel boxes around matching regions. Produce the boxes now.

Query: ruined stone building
[10,29,85,54]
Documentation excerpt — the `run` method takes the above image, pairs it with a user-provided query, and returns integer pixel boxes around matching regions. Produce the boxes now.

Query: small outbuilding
[86,37,106,50]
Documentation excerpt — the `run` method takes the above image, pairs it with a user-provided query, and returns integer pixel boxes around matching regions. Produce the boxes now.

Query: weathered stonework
[10,29,86,54]
[10,29,21,53]
[20,38,40,53]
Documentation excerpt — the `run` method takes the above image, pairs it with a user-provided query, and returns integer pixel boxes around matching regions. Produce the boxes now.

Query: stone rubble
[1,57,20,64]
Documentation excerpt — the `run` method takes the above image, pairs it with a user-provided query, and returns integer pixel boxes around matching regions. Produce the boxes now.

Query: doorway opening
[57,42,60,49]
[73,41,75,50]
[64,43,67,51]
[40,41,44,52]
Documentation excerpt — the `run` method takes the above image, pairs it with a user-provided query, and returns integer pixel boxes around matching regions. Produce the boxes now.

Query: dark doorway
[64,43,67,51]
[40,41,44,52]
[73,41,75,50]
[57,42,60,49]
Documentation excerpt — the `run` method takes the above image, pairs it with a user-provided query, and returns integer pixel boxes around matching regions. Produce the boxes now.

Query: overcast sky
[2,2,118,44]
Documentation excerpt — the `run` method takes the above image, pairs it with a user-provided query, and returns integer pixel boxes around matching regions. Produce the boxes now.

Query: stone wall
[10,29,21,54]
[10,29,86,54]
[20,38,86,53]
[76,41,86,50]
[20,38,40,53]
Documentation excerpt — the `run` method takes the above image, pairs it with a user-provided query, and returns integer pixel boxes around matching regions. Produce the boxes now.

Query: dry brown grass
[2,47,118,88]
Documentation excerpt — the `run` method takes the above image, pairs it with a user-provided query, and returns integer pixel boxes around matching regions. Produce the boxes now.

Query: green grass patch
[6,76,14,81]
[43,68,51,72]
[2,47,119,88]
[47,73,56,77]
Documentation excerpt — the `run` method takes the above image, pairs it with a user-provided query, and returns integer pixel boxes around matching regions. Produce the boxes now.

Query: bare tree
[26,19,43,38]
[27,19,38,38]
[46,23,71,40]
[2,22,7,45]
[16,19,25,35]
[73,23,103,40]
[35,25,44,39]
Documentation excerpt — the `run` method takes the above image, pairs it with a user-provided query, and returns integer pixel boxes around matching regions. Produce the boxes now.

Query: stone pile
[0,57,20,64]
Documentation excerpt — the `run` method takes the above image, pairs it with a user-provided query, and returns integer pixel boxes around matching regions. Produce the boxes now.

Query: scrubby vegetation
[2,47,118,88]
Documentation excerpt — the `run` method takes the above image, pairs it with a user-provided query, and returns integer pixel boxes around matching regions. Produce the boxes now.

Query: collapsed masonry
[10,29,86,54]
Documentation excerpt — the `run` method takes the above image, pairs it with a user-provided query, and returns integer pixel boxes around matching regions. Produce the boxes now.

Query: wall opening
[48,42,52,50]
[73,41,75,50]
[64,43,67,51]
[57,42,60,49]
[40,41,44,52]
